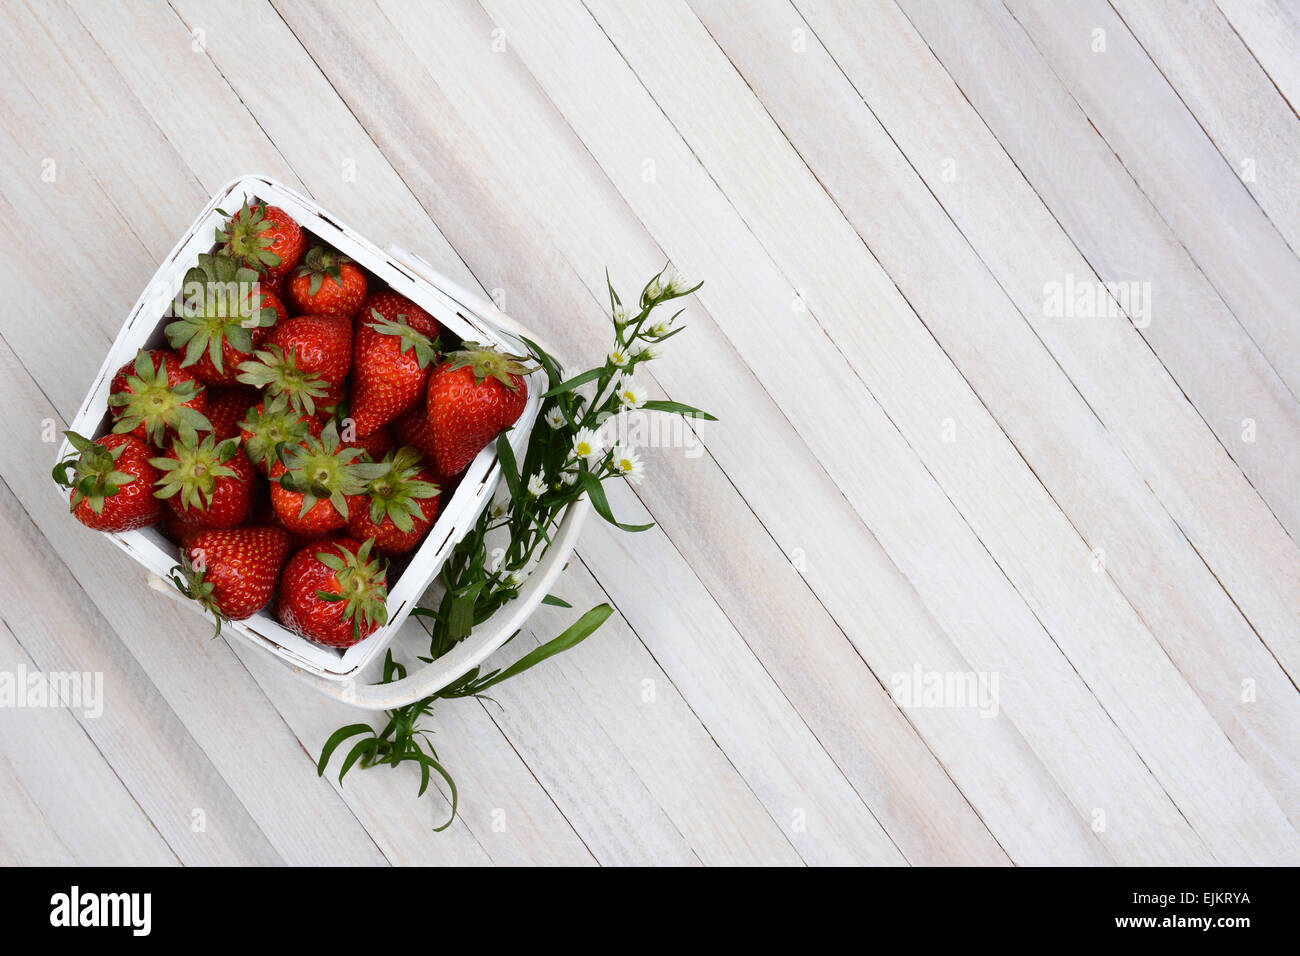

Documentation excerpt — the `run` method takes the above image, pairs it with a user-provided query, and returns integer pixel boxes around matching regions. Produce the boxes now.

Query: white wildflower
[572,427,603,463]
[651,316,676,337]
[615,376,648,410]
[526,473,547,497]
[613,304,629,326]
[543,405,566,429]
[506,569,527,588]
[611,444,645,485]
[609,347,630,368]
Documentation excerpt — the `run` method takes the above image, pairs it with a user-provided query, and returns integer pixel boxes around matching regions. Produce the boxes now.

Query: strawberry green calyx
[293,245,353,298]
[167,551,227,639]
[215,199,283,273]
[315,537,389,643]
[236,344,330,416]
[278,420,383,520]
[239,394,314,471]
[362,446,440,533]
[168,252,278,373]
[52,431,138,515]
[150,435,240,511]
[443,343,534,389]
[109,350,211,446]
[365,310,439,367]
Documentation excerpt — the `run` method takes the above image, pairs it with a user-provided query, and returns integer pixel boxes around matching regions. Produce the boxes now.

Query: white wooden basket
[55,174,589,709]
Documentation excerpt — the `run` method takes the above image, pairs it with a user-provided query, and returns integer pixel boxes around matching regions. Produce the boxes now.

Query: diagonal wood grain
[1,0,1297,865]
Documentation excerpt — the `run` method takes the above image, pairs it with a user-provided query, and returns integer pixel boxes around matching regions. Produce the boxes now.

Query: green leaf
[495,433,520,502]
[339,736,381,781]
[446,579,484,642]
[640,399,717,421]
[579,471,654,532]
[541,593,572,608]
[316,723,372,776]
[541,366,603,399]
[469,604,613,694]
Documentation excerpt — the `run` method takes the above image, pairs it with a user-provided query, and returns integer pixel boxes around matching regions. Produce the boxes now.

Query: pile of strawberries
[55,199,531,647]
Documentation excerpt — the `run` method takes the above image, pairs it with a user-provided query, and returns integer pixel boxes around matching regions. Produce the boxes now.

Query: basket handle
[294,495,590,710]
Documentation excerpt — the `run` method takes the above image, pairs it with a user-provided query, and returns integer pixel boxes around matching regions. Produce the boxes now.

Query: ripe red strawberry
[360,290,441,341]
[276,537,388,646]
[345,447,441,555]
[426,345,532,476]
[203,386,261,441]
[268,421,383,537]
[108,349,211,447]
[239,313,352,411]
[394,404,438,462]
[169,526,292,635]
[160,506,204,548]
[167,253,286,385]
[239,396,324,474]
[342,423,395,463]
[216,199,305,278]
[54,432,163,533]
[350,307,439,436]
[152,435,256,529]
[287,246,367,317]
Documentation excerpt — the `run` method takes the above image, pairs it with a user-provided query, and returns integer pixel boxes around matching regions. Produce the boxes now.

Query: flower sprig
[318,265,715,830]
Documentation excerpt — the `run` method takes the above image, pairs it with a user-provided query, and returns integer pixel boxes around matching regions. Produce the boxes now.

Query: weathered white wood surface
[0,0,1296,866]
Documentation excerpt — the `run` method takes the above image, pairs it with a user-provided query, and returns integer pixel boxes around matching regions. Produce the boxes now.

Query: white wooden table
[2,0,1298,866]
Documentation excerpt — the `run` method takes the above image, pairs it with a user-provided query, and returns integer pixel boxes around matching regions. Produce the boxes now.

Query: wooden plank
[1114,0,1300,253]
[272,0,1080,865]
[0,749,80,866]
[490,560,813,865]
[894,0,1300,546]
[356,0,1162,864]
[1004,0,1300,402]
[269,0,975,865]
[497,0,1298,863]
[1216,0,1300,116]
[702,0,1300,827]
[789,0,1300,683]
[0,614,178,866]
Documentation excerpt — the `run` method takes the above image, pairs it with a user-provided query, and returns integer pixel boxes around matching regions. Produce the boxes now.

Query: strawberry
[53,432,163,533]
[287,246,367,317]
[425,345,532,476]
[167,253,286,385]
[343,423,395,463]
[261,272,286,300]
[349,307,439,436]
[345,447,441,555]
[394,404,438,463]
[359,289,441,341]
[168,526,291,636]
[276,537,388,646]
[151,435,256,529]
[238,314,352,412]
[268,420,384,537]
[238,396,324,474]
[107,349,211,447]
[203,386,262,441]
[215,199,305,278]
[160,506,204,548]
